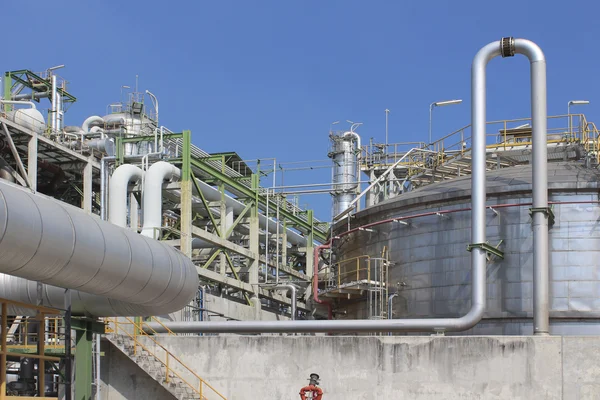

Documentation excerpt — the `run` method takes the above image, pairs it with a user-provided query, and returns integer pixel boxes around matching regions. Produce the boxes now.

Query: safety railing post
[166,352,170,383]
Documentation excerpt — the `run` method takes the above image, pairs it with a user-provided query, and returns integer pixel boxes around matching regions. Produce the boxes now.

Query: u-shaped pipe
[143,37,548,334]
[109,164,143,228]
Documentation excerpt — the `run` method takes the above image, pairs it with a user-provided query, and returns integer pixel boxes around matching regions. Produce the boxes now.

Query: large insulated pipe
[0,179,198,311]
[141,161,180,238]
[109,164,143,228]
[0,274,190,316]
[145,37,546,335]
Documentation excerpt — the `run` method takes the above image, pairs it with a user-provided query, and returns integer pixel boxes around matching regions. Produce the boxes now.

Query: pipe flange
[500,37,515,57]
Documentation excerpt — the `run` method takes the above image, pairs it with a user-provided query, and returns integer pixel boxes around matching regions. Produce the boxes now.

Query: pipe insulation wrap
[0,274,188,317]
[109,164,143,228]
[0,180,198,312]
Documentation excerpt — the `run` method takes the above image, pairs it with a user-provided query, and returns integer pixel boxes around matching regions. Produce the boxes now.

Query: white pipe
[0,273,193,317]
[144,37,548,335]
[51,75,57,133]
[109,164,143,228]
[82,116,104,133]
[343,130,361,152]
[141,161,181,238]
[0,100,36,109]
[0,179,198,310]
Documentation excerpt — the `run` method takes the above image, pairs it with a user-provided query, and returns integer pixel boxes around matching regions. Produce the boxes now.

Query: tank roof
[355,161,600,221]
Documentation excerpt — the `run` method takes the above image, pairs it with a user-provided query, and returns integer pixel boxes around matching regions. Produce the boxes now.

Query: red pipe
[313,241,333,319]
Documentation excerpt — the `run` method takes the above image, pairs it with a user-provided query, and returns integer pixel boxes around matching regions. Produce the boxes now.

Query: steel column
[180,130,193,257]
[28,135,37,192]
[82,162,92,213]
[248,174,260,291]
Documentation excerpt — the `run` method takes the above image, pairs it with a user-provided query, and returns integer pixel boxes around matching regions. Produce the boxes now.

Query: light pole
[385,109,390,155]
[568,100,589,115]
[429,99,462,144]
[145,90,159,126]
[567,100,589,136]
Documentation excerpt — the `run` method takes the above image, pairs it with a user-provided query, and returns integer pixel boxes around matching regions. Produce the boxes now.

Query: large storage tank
[332,161,600,335]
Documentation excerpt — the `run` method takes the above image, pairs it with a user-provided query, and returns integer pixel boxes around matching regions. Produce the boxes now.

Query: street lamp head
[434,99,463,107]
[568,100,590,106]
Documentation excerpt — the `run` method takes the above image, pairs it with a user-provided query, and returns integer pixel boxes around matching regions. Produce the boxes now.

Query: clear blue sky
[3,1,598,220]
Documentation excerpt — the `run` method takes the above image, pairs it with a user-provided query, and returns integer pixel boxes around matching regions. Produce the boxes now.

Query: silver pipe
[0,179,198,310]
[108,164,143,228]
[387,293,398,320]
[0,100,36,109]
[51,75,57,134]
[82,116,104,133]
[144,37,546,335]
[13,91,50,101]
[95,333,101,400]
[511,38,549,335]
[0,273,194,317]
[271,285,296,320]
[100,157,115,221]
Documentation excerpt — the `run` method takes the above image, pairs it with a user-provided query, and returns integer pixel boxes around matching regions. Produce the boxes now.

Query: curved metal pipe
[343,131,361,152]
[109,164,143,228]
[145,37,547,334]
[0,179,198,311]
[0,100,36,109]
[141,161,181,238]
[82,116,104,133]
[271,284,297,320]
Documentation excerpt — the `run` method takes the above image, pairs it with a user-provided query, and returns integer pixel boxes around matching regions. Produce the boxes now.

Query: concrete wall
[97,335,600,399]
[99,340,175,400]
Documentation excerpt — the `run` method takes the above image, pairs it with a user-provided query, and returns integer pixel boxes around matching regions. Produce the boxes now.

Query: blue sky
[3,1,599,220]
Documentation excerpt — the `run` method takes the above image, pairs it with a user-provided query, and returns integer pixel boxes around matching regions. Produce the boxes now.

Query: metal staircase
[105,318,226,400]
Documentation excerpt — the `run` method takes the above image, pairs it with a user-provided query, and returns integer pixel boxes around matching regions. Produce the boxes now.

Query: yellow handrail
[106,317,227,400]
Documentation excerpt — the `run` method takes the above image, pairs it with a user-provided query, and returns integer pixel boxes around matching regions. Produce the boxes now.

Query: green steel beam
[201,249,222,269]
[224,252,252,305]
[7,70,77,103]
[190,158,327,242]
[225,201,252,238]
[74,322,93,400]
[3,73,11,111]
[182,130,191,180]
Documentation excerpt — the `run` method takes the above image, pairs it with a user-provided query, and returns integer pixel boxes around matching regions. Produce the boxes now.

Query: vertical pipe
[0,302,6,400]
[95,334,101,400]
[513,39,549,335]
[265,189,269,283]
[51,75,57,134]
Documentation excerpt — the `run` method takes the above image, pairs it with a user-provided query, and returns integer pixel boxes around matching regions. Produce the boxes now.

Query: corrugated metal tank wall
[333,162,600,335]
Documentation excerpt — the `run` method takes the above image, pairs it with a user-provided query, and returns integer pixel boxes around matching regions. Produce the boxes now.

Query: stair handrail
[106,317,227,400]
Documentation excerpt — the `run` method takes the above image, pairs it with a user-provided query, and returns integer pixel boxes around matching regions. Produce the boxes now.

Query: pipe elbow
[108,165,143,227]
[82,116,105,133]
[514,38,545,63]
[453,302,486,332]
[472,41,502,69]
